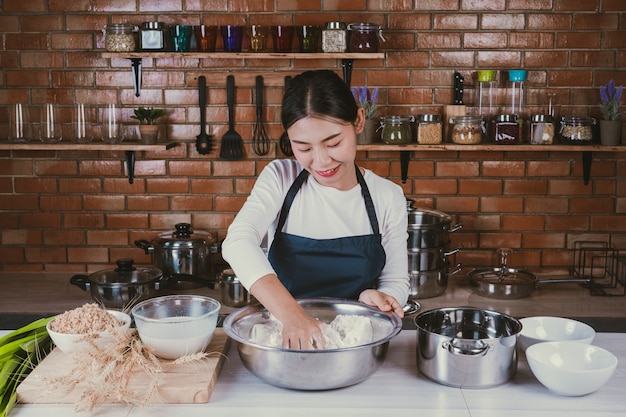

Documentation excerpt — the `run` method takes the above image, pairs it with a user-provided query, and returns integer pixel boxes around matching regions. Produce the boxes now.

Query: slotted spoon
[219,74,244,160]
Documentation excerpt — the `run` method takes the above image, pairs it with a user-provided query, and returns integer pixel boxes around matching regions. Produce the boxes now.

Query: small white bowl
[526,341,618,396]
[47,310,131,354]
[519,316,595,351]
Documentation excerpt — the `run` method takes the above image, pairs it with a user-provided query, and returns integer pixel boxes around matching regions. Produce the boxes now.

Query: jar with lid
[322,22,347,53]
[529,114,554,145]
[416,114,442,144]
[491,114,520,144]
[380,115,414,144]
[347,22,385,53]
[103,23,137,52]
[139,22,165,51]
[559,116,596,144]
[450,115,484,144]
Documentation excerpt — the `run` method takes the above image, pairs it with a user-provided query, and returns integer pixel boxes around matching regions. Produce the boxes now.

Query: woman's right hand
[280,309,326,350]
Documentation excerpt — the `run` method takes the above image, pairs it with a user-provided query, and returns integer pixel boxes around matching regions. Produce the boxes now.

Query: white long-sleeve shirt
[222,159,409,305]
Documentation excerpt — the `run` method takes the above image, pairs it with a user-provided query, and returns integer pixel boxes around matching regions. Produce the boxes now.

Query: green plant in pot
[598,80,623,146]
[131,107,166,144]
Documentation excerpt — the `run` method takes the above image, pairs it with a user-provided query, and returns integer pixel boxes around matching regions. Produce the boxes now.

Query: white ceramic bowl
[526,341,618,396]
[519,316,595,351]
[46,310,131,354]
[131,295,220,359]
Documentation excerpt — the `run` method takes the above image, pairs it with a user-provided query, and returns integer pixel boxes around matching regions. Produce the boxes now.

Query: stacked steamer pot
[406,201,462,299]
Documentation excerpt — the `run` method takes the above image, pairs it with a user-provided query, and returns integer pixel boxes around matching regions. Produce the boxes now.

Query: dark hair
[281,70,358,129]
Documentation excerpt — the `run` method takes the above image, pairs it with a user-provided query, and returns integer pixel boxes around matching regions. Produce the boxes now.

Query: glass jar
[450,115,484,144]
[347,22,385,53]
[322,22,347,53]
[559,116,595,144]
[416,114,442,144]
[491,114,520,144]
[139,22,165,51]
[530,114,554,145]
[104,23,137,52]
[381,115,414,144]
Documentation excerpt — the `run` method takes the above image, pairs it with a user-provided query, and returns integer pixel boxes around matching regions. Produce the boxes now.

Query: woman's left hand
[358,289,404,318]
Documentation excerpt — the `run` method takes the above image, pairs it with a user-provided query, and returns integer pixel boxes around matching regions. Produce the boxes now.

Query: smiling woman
[222,69,409,351]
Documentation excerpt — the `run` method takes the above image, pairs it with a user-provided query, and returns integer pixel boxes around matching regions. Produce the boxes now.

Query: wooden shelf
[356,143,625,152]
[101,52,384,60]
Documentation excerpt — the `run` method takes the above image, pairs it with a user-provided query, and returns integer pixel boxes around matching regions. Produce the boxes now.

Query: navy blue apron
[267,167,386,299]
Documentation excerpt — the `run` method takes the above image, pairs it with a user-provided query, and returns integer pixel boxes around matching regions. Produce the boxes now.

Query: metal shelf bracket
[126,151,136,184]
[131,58,142,97]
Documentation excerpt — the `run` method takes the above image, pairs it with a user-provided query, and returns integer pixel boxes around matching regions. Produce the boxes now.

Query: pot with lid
[70,258,164,309]
[217,268,255,307]
[135,223,219,289]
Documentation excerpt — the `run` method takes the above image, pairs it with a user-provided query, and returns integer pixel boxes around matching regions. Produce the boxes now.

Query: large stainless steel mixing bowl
[222,298,402,390]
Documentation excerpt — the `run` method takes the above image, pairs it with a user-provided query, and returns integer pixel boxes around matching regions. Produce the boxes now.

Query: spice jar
[104,23,137,52]
[491,114,520,144]
[322,22,347,53]
[416,114,442,144]
[347,22,385,53]
[139,22,165,51]
[559,116,595,144]
[380,115,414,144]
[529,114,554,145]
[450,115,484,144]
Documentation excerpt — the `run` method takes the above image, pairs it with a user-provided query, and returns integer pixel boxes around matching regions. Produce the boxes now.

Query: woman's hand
[280,310,326,350]
[358,289,405,318]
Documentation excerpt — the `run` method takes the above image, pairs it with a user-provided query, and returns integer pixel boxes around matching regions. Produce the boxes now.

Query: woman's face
[287,109,364,191]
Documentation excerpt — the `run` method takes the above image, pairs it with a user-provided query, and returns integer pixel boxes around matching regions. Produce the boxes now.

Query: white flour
[249,314,374,349]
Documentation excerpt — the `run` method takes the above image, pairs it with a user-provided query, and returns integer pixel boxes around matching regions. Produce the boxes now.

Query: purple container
[220,25,244,52]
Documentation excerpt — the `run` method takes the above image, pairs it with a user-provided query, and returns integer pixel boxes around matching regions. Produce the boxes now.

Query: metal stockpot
[408,246,460,271]
[135,223,219,289]
[409,262,461,300]
[407,208,463,249]
[217,268,255,307]
[415,307,522,388]
[70,258,164,309]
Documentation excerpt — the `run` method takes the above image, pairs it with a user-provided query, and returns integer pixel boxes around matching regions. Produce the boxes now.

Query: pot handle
[443,246,462,257]
[167,273,217,290]
[69,274,91,291]
[444,339,489,356]
[449,222,463,233]
[134,239,155,254]
[449,263,463,275]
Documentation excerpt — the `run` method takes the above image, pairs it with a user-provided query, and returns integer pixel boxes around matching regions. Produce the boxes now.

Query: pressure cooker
[135,223,219,289]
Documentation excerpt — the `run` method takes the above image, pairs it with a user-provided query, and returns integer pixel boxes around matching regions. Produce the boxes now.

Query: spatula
[195,75,212,155]
[219,74,244,160]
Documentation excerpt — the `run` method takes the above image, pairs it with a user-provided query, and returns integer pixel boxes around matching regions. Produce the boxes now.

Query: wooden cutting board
[17,329,230,404]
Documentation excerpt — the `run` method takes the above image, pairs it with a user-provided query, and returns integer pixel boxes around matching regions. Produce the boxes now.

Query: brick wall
[0,0,624,273]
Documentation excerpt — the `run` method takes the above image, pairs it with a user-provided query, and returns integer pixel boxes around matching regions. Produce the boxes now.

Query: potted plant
[131,107,166,144]
[352,86,380,144]
[598,80,623,146]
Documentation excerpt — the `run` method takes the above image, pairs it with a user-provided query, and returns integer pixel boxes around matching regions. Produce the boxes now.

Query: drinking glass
[169,25,192,52]
[8,104,32,143]
[71,103,93,143]
[220,25,244,52]
[194,25,217,52]
[101,104,123,143]
[39,103,62,143]
[296,25,320,53]
[247,25,268,52]
[271,25,294,52]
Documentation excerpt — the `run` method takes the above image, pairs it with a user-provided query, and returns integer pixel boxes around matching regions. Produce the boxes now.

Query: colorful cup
[477,70,496,82]
[296,25,320,53]
[169,25,192,52]
[220,25,244,52]
[194,25,217,52]
[271,25,294,52]
[247,25,268,52]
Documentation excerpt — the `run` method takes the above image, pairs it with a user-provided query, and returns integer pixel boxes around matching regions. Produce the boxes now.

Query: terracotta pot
[139,124,159,144]
[599,120,622,146]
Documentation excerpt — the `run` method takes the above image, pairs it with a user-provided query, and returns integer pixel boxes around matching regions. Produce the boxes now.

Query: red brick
[546,215,589,231]
[502,215,545,231]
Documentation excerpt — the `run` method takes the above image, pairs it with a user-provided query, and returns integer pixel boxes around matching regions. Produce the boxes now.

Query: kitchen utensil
[131,295,221,359]
[278,75,293,156]
[453,71,464,104]
[219,74,244,160]
[518,316,596,352]
[223,298,402,390]
[217,268,255,307]
[408,245,460,272]
[135,223,219,289]
[46,310,131,354]
[252,75,270,155]
[195,75,212,154]
[415,307,522,388]
[526,341,617,396]
[407,207,463,248]
[443,71,467,141]
[409,262,461,300]
[467,248,590,299]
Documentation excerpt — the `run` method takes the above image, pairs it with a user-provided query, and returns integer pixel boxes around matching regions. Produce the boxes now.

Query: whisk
[253,75,270,155]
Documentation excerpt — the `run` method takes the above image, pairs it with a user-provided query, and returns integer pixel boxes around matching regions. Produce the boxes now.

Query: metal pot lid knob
[114,258,137,272]
[173,222,193,238]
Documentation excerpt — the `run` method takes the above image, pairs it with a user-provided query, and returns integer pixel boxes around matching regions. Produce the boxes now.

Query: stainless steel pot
[69,259,164,309]
[409,262,461,300]
[407,208,463,249]
[217,268,255,307]
[408,246,460,272]
[415,307,522,388]
[135,223,219,289]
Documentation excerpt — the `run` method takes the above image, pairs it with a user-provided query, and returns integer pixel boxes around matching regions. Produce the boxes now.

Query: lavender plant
[352,86,379,119]
[599,80,623,121]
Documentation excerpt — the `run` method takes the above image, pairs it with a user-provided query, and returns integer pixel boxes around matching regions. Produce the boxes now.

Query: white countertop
[5,330,626,417]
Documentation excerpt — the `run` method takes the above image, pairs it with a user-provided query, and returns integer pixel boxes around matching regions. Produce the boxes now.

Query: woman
[222,70,408,350]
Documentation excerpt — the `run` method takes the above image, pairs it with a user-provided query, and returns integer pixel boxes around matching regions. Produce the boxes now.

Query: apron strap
[275,166,380,236]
